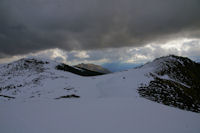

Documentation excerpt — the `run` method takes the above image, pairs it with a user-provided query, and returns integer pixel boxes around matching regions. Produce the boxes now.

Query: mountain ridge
[138,55,200,112]
[75,63,111,74]
[0,55,200,112]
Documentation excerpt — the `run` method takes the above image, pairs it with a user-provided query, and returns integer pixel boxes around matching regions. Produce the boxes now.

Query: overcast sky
[0,0,200,64]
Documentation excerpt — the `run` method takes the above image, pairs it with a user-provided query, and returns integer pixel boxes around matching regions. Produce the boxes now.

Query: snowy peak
[0,58,51,77]
[148,55,199,84]
[141,55,199,85]
[138,55,200,112]
[0,57,82,101]
[142,55,193,69]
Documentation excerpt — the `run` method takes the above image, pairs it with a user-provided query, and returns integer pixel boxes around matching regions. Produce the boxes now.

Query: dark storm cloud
[0,0,200,57]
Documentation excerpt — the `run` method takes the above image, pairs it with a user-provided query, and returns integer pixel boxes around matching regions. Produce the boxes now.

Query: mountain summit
[139,55,200,112]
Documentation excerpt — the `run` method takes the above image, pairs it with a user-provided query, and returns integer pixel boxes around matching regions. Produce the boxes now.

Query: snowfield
[1,99,200,133]
[0,57,200,133]
[0,58,153,100]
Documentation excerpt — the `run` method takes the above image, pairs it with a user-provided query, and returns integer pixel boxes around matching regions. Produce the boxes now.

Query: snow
[0,58,154,100]
[155,73,191,88]
[0,57,200,133]
[0,99,200,133]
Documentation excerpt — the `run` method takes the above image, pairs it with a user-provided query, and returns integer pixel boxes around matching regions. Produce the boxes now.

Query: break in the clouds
[0,0,200,57]
[65,38,200,65]
[1,38,199,66]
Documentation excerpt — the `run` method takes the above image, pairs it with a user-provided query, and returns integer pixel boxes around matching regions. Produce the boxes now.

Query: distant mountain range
[102,62,142,72]
[0,55,199,112]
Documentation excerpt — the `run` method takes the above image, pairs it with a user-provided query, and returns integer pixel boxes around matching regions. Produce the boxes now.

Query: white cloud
[73,51,90,59]
[1,38,200,65]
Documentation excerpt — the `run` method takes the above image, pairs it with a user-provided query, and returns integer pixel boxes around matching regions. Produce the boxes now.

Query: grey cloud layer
[66,39,200,64]
[0,0,200,57]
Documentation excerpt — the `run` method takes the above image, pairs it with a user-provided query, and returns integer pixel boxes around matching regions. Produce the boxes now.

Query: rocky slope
[75,63,111,74]
[138,55,200,112]
[57,63,106,76]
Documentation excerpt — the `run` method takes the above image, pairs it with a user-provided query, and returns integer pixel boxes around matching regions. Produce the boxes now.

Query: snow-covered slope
[0,58,85,100]
[0,55,200,111]
[0,55,200,133]
[1,98,200,133]
[0,57,156,101]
